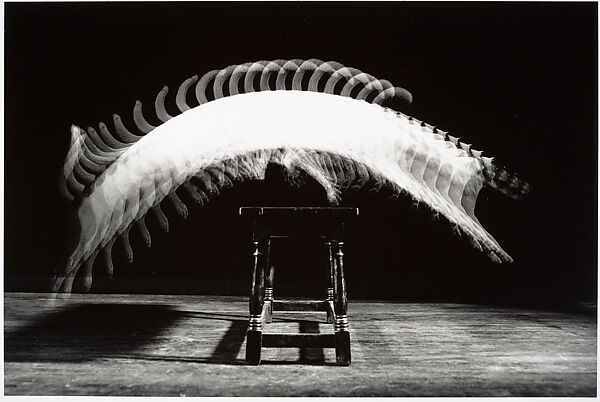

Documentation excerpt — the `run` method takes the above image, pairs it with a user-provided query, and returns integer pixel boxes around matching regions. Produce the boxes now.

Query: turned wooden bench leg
[325,240,335,324]
[332,241,351,366]
[264,239,274,324]
[246,240,265,365]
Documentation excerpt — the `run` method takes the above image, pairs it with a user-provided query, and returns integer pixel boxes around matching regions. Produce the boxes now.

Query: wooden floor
[4,292,597,397]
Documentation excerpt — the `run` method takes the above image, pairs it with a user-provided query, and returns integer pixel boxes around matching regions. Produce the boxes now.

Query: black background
[4,2,597,304]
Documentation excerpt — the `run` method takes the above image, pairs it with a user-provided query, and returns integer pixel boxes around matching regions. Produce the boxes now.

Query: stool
[238,207,358,366]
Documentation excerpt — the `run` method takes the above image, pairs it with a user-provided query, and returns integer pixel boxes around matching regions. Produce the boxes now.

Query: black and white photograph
[3,1,598,397]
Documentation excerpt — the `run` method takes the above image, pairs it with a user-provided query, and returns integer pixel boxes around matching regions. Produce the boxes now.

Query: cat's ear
[68,124,86,151]
[69,124,85,147]
[70,124,81,137]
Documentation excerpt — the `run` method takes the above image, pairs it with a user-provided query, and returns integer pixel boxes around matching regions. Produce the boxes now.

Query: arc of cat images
[54,60,529,295]
[59,59,415,201]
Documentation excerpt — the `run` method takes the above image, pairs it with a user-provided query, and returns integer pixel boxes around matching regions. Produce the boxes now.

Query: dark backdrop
[4,2,597,303]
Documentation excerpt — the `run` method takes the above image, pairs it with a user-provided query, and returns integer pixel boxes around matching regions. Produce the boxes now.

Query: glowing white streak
[55,91,511,294]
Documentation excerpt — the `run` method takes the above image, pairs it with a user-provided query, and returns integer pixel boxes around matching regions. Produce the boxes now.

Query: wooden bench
[238,206,359,366]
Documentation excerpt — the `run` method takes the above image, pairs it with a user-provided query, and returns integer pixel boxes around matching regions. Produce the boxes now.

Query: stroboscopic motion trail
[53,59,529,295]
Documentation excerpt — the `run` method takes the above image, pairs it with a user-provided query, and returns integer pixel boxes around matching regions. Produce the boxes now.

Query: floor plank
[4,292,596,396]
